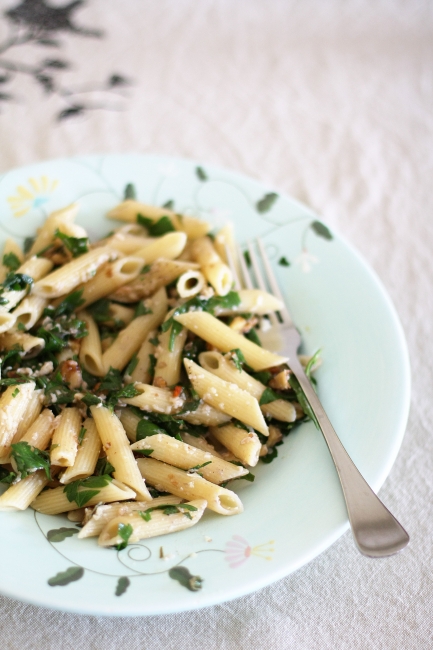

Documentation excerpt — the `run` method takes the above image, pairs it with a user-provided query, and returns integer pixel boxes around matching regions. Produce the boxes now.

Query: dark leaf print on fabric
[0,0,133,120]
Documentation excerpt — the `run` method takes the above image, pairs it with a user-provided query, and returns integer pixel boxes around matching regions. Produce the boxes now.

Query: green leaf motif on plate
[47,527,79,543]
[115,576,130,596]
[256,192,278,213]
[311,220,333,240]
[168,566,203,591]
[124,183,136,200]
[48,566,84,587]
[196,166,208,181]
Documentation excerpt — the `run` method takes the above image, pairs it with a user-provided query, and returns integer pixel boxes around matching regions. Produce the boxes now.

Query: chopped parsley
[259,387,281,405]
[261,446,279,464]
[252,371,272,385]
[78,427,86,445]
[136,419,166,440]
[134,301,153,318]
[63,474,113,507]
[124,354,138,377]
[94,457,115,476]
[54,229,89,258]
[117,522,133,550]
[228,348,246,372]
[17,322,26,332]
[139,503,198,522]
[134,448,154,456]
[137,214,175,236]
[3,252,21,272]
[87,298,111,323]
[244,327,261,346]
[10,442,51,479]
[0,467,17,484]
[43,290,85,319]
[0,273,33,302]
[11,387,19,398]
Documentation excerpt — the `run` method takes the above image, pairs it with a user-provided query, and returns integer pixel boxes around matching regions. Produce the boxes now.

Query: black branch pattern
[0,0,133,121]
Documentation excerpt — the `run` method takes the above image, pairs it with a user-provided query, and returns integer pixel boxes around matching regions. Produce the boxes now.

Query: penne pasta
[153,312,188,387]
[131,434,248,484]
[0,470,50,511]
[76,256,144,308]
[190,236,233,296]
[98,499,207,547]
[50,407,81,467]
[10,409,55,473]
[213,288,284,316]
[60,418,102,484]
[175,311,288,370]
[123,383,184,414]
[209,424,262,467]
[0,382,36,457]
[0,238,24,283]
[32,247,117,298]
[31,479,136,515]
[133,232,187,264]
[27,203,79,257]
[183,358,269,435]
[90,406,151,501]
[78,495,183,538]
[127,329,156,384]
[12,294,48,330]
[78,310,104,376]
[137,457,243,515]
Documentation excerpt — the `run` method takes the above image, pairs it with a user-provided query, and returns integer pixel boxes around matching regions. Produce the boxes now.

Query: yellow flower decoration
[7,176,59,217]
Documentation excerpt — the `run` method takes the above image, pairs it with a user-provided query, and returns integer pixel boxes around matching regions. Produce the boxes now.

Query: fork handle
[288,358,409,557]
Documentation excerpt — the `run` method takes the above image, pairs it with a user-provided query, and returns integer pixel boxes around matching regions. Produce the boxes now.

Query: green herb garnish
[10,442,51,479]
[228,348,246,372]
[137,214,175,236]
[117,522,133,550]
[63,474,113,507]
[78,427,86,446]
[134,301,153,318]
[3,252,21,271]
[54,229,89,258]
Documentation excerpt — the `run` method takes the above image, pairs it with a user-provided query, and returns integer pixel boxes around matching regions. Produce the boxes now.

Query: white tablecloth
[0,1,432,648]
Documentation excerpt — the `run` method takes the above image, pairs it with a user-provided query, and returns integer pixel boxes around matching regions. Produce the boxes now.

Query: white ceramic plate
[0,154,410,616]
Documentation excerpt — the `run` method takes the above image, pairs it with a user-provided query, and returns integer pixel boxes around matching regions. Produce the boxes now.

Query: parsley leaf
[245,328,261,346]
[0,467,17,484]
[87,298,111,323]
[63,474,113,507]
[3,252,21,271]
[188,461,212,472]
[78,427,86,446]
[134,301,153,318]
[124,354,138,377]
[137,214,175,236]
[106,383,140,412]
[305,349,321,379]
[94,457,115,475]
[136,420,166,440]
[228,348,246,372]
[43,289,85,319]
[261,446,279,463]
[1,273,33,294]
[100,367,123,392]
[139,503,198,522]
[11,387,19,398]
[54,229,89,258]
[117,522,133,550]
[135,449,154,456]
[251,371,272,385]
[259,387,281,405]
[10,442,51,479]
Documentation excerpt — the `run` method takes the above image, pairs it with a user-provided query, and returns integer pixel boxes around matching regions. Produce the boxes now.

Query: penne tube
[50,407,81,467]
[127,329,156,384]
[176,270,206,298]
[137,457,243,515]
[78,310,104,376]
[0,238,24,283]
[107,201,210,239]
[0,257,53,313]
[12,294,48,330]
[131,434,248,484]
[98,499,207,547]
[0,389,45,464]
[78,495,183,538]
[210,424,262,467]
[199,351,296,423]
[101,288,167,373]
[0,331,45,358]
[76,256,144,308]
[0,382,36,457]
[0,312,16,334]
[108,303,135,326]
[31,479,136,515]
[32,246,117,298]
[183,358,269,435]
[0,470,49,511]
[110,258,199,303]
[90,406,151,501]
[213,289,284,316]
[119,408,141,442]
[190,236,233,296]
[179,403,231,427]
[153,314,188,387]
[180,432,224,458]
[10,409,55,473]
[122,383,184,414]
[95,232,153,253]
[174,311,288,370]
[133,232,187,264]
[60,418,102,484]
[27,203,79,257]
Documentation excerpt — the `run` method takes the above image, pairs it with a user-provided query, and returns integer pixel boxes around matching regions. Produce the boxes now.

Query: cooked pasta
[0,189,317,555]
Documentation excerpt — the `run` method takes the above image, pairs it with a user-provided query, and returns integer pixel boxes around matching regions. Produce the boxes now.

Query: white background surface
[0,1,432,648]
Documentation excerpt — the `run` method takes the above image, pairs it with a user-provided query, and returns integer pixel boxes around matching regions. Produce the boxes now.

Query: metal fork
[227,239,409,558]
